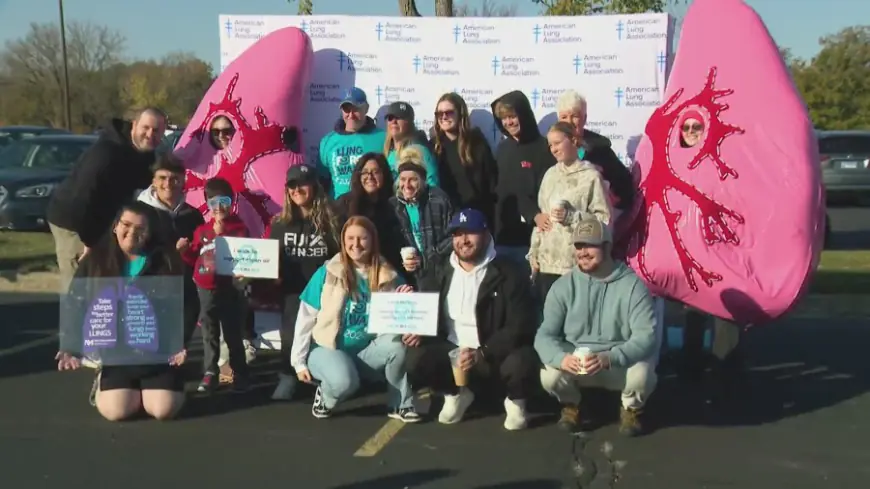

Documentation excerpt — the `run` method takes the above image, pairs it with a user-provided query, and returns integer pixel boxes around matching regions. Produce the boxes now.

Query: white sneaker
[244,339,257,364]
[271,373,297,401]
[217,340,229,367]
[438,387,474,424]
[503,398,528,431]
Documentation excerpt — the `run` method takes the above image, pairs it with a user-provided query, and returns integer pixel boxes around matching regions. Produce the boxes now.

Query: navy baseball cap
[447,209,488,233]
[386,101,415,121]
[340,87,368,108]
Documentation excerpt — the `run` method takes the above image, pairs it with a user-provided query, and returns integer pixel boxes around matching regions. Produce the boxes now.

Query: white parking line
[0,333,58,358]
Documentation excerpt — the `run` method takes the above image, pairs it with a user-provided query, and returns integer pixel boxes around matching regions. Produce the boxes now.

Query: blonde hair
[383,120,419,155]
[494,101,516,119]
[556,89,587,115]
[274,179,340,249]
[397,145,424,166]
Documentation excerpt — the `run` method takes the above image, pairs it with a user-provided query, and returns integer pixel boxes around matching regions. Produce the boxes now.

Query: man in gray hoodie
[534,218,659,436]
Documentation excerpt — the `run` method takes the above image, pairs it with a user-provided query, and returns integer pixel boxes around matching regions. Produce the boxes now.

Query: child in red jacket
[177,177,251,393]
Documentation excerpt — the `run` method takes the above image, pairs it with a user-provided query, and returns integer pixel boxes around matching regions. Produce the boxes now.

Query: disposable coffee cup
[550,199,570,223]
[448,347,468,387]
[400,246,418,261]
[573,347,592,375]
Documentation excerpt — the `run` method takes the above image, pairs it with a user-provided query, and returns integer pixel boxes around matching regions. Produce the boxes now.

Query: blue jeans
[307,334,413,410]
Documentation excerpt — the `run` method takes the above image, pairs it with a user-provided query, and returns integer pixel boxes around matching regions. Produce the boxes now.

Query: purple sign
[82,286,118,353]
[123,285,159,352]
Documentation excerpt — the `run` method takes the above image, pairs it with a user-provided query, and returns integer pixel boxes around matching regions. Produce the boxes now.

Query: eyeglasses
[207,195,232,209]
[341,105,360,114]
[435,109,456,120]
[210,127,235,137]
[360,170,381,178]
[682,123,703,132]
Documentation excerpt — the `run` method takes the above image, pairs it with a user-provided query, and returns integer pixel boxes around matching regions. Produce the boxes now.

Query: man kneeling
[534,218,658,436]
[404,209,539,430]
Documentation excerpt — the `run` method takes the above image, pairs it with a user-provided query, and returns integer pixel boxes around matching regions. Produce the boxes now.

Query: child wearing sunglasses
[177,177,252,393]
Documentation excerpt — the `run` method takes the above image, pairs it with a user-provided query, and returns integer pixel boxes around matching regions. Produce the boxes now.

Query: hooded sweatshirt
[137,188,205,251]
[47,118,155,246]
[581,129,636,212]
[264,215,339,295]
[444,237,496,348]
[387,132,440,188]
[317,117,386,199]
[529,160,613,275]
[490,91,557,247]
[534,262,657,370]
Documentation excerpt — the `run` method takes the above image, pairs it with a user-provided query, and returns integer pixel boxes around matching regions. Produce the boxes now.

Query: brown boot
[557,404,580,432]
[619,407,643,437]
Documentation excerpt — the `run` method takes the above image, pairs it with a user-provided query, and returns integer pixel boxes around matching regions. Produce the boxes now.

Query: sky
[0,0,866,70]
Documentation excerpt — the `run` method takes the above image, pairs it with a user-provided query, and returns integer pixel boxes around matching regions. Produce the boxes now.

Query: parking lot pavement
[1,293,869,489]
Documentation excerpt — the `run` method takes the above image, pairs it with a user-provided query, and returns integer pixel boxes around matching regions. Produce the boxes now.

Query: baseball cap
[285,164,317,185]
[572,218,612,246]
[340,87,367,108]
[385,101,415,121]
[447,209,488,233]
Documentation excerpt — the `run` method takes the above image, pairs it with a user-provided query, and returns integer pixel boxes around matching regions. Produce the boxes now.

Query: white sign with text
[215,237,280,279]
[368,292,440,337]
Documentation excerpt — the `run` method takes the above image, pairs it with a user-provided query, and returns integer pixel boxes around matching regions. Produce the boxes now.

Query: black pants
[534,273,562,306]
[182,283,200,347]
[278,294,301,374]
[197,286,248,376]
[405,337,540,400]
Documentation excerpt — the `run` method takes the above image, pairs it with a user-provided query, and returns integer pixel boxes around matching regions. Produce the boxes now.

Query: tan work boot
[557,404,581,432]
[619,407,643,437]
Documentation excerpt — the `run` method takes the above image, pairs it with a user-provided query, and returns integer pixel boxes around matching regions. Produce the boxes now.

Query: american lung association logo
[572,54,624,76]
[336,52,382,73]
[374,21,422,43]
[528,88,570,110]
[223,18,265,41]
[373,85,422,109]
[453,23,499,45]
[309,83,342,104]
[491,56,539,77]
[615,17,666,41]
[412,55,460,76]
[299,18,346,40]
[532,23,582,44]
[614,87,660,108]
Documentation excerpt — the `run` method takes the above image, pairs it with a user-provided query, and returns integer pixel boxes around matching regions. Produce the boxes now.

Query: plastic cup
[573,346,592,375]
[448,347,468,387]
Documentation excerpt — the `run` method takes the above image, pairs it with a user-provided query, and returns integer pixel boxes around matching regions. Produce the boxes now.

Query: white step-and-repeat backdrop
[218,14,673,169]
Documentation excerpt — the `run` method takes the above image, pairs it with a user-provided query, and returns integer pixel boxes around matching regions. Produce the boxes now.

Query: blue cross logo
[573,55,582,74]
[491,56,500,75]
[657,51,667,72]
[530,88,540,108]
[614,87,624,108]
[533,24,542,43]
[375,86,384,105]
[616,20,625,40]
[224,20,232,37]
[453,25,461,43]
[412,55,422,74]
[337,52,352,71]
[300,20,308,33]
[375,22,384,41]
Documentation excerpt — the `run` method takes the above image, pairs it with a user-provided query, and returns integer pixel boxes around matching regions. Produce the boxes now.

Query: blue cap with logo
[340,87,368,108]
[447,208,488,233]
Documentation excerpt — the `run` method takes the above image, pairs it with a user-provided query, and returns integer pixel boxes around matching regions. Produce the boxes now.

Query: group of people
[48,86,743,436]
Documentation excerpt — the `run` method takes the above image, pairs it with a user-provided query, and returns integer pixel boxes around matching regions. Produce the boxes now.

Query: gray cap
[572,218,612,246]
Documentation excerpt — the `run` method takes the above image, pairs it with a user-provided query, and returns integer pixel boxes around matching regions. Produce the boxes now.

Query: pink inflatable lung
[622,0,824,324]
[174,27,313,237]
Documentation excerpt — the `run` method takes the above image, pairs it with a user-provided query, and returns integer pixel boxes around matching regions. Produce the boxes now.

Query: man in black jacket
[47,107,167,293]
[490,91,556,269]
[137,153,205,349]
[403,209,540,431]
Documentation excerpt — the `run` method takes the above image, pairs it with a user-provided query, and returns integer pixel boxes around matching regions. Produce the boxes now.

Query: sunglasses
[435,109,456,119]
[341,105,361,114]
[211,127,235,137]
[682,123,704,132]
[207,195,232,210]
[286,179,312,190]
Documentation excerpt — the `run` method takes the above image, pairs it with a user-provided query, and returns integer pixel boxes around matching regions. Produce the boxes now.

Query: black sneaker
[311,386,332,419]
[231,373,252,393]
[388,407,422,423]
[197,371,218,393]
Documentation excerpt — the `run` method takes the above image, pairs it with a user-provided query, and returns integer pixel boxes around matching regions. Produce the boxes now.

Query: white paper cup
[550,199,569,222]
[400,247,418,261]
[573,347,592,375]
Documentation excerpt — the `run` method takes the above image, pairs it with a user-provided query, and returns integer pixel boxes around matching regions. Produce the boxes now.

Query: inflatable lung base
[625,0,824,324]
[175,27,314,238]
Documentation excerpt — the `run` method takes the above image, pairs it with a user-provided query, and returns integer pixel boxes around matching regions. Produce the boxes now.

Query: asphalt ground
[1,289,868,489]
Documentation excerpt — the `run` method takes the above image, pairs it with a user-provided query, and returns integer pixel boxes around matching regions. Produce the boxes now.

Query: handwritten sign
[367,292,440,336]
[123,286,159,352]
[82,286,119,353]
[215,237,280,279]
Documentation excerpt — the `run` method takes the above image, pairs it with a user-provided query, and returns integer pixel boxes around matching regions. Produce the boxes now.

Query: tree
[790,26,870,130]
[455,0,518,16]
[287,0,313,15]
[532,0,682,15]
[399,0,453,16]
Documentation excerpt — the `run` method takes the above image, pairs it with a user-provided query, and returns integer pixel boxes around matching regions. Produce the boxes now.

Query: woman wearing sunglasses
[210,116,235,151]
[383,101,440,188]
[431,93,498,226]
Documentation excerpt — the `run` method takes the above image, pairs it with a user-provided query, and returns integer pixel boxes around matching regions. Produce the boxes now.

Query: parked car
[819,130,870,205]
[0,134,97,231]
[157,128,185,155]
[0,126,71,148]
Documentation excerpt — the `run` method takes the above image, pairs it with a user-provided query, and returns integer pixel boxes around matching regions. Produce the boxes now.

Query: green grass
[0,231,57,273]
[0,232,867,294]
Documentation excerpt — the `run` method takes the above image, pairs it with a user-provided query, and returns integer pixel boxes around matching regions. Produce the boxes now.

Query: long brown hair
[340,215,382,300]
[274,178,339,248]
[383,118,418,155]
[432,92,477,166]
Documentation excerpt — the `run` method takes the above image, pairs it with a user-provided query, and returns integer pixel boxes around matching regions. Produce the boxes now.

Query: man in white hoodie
[403,209,540,431]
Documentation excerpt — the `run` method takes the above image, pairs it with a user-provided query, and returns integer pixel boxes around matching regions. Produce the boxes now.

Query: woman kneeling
[56,202,186,421]
[290,216,420,423]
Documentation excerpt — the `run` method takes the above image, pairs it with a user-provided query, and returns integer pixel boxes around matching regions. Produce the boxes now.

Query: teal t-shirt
[299,264,406,354]
[123,255,147,278]
[387,144,440,188]
[404,202,423,251]
[318,128,387,199]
